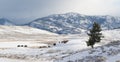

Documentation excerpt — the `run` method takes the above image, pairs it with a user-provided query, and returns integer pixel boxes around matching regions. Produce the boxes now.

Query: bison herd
[17,40,69,48]
[17,45,27,47]
[53,40,69,46]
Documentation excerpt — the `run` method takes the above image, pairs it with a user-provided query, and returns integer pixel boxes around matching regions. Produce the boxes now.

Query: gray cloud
[0,0,120,24]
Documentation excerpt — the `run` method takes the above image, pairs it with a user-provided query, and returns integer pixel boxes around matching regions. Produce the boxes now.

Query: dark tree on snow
[86,22,102,48]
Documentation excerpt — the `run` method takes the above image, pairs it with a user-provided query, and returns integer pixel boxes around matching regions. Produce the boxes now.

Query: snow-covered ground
[0,26,120,62]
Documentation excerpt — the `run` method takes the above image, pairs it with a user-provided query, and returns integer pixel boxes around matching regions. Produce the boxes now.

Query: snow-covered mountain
[0,12,120,34]
[28,12,120,34]
[0,18,15,26]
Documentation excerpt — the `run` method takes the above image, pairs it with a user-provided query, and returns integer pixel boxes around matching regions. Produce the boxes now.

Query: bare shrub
[47,49,61,53]
[76,56,106,62]
[67,60,74,62]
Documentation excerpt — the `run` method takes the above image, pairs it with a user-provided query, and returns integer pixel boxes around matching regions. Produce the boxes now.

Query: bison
[61,40,69,44]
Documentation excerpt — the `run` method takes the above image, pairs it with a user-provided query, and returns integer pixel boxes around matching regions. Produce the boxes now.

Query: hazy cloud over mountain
[0,0,120,24]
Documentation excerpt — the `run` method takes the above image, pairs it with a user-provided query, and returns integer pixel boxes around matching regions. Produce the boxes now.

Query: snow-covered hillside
[56,41,120,62]
[0,26,57,35]
[28,12,120,34]
[0,29,120,62]
[0,26,58,42]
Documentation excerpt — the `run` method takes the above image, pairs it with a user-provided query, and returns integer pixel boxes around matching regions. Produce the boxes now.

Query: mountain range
[1,12,120,34]
[0,18,15,26]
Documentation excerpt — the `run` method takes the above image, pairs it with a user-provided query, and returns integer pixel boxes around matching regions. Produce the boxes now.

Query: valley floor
[0,29,120,62]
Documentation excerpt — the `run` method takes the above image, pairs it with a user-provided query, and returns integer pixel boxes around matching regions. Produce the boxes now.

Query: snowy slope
[0,26,58,42]
[52,29,120,62]
[0,26,57,35]
[28,12,120,34]
[56,41,120,62]
[0,29,120,62]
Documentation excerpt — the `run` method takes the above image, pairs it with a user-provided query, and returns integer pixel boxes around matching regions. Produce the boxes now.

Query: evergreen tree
[86,22,102,48]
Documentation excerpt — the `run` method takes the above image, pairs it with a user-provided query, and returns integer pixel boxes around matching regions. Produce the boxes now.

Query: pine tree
[86,22,102,48]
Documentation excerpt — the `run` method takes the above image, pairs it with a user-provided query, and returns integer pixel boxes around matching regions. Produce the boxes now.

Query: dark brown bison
[61,40,69,44]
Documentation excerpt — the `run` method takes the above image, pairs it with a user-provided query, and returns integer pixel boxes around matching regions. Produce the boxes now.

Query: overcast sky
[0,0,120,24]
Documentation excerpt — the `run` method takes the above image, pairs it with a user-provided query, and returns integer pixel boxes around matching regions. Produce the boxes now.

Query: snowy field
[0,26,120,62]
